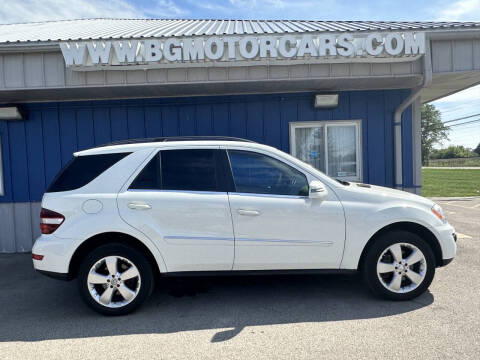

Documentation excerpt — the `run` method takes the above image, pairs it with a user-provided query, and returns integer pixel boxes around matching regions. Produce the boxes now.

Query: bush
[430,145,475,159]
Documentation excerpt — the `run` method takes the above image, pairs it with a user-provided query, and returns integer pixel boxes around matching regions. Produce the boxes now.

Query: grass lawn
[422,168,480,197]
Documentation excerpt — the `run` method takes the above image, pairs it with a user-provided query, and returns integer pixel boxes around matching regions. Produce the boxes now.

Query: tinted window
[47,153,130,192]
[129,149,230,192]
[162,149,219,191]
[228,150,309,196]
[129,154,161,190]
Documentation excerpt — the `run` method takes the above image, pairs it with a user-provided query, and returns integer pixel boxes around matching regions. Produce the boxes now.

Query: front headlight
[431,203,447,223]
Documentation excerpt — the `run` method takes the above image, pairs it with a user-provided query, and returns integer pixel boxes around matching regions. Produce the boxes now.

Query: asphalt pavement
[0,198,479,359]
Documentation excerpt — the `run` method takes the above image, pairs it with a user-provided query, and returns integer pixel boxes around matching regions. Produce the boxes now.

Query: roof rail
[96,136,255,148]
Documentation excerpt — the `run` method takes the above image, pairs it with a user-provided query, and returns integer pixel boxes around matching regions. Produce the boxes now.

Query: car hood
[342,182,435,208]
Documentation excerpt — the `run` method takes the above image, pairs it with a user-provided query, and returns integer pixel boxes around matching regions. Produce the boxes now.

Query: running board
[163,269,357,277]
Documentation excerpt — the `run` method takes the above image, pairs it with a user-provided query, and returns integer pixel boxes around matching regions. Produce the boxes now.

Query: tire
[77,243,154,315]
[362,231,436,301]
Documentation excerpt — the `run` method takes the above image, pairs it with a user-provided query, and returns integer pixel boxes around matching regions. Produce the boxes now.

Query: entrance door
[226,149,345,270]
[117,148,235,272]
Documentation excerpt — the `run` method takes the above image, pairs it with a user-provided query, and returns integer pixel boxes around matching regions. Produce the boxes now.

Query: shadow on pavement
[0,254,434,343]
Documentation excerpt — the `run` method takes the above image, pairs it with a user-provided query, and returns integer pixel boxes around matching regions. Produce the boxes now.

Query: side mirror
[309,180,328,201]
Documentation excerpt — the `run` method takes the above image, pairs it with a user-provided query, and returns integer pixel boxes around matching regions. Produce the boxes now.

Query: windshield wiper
[335,179,350,186]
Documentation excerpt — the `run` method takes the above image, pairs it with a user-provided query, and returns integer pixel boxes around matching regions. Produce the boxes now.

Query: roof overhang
[0,20,479,103]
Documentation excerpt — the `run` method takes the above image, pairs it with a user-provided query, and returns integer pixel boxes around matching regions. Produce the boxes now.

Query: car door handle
[237,209,260,216]
[128,202,152,210]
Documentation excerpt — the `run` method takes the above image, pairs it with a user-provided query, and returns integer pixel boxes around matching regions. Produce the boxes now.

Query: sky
[0,0,479,149]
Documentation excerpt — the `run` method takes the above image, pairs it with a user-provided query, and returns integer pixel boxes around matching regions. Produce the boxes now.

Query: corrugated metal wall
[0,90,413,252]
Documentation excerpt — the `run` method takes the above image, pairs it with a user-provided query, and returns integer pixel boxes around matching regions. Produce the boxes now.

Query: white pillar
[412,98,422,195]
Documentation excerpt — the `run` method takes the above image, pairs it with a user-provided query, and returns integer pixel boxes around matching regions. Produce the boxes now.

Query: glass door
[290,121,362,181]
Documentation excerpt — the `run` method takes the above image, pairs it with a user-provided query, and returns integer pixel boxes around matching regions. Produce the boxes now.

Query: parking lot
[0,198,479,360]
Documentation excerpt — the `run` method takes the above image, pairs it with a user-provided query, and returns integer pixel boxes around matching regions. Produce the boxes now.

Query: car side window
[228,150,309,196]
[129,149,229,192]
[129,153,161,190]
[161,149,219,191]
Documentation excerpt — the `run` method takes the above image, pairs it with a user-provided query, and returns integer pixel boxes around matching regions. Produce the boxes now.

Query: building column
[412,97,422,195]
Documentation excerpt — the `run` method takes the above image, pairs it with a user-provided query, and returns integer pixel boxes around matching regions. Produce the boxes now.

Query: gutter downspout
[394,34,432,190]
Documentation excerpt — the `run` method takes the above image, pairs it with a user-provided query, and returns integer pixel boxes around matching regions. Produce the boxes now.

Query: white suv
[32,137,456,315]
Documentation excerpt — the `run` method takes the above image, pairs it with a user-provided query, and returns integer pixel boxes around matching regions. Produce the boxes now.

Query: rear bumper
[36,269,71,281]
[32,234,77,275]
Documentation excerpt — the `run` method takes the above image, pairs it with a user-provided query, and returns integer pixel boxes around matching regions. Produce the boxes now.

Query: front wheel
[362,231,436,301]
[78,243,154,315]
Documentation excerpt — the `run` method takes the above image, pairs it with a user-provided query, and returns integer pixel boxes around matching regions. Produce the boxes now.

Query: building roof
[1,18,480,44]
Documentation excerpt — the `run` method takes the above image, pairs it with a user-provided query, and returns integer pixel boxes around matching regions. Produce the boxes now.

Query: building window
[290,121,362,181]
[0,134,3,196]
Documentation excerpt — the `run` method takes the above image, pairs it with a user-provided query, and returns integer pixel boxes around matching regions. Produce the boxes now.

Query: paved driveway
[0,198,479,359]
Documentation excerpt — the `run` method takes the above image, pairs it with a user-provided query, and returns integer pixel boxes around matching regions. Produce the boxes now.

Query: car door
[117,147,235,272]
[226,148,345,270]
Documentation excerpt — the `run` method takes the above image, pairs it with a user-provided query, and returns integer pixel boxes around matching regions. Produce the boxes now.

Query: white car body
[32,140,456,278]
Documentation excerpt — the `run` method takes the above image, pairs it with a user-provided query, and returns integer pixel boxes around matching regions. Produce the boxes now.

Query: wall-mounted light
[314,94,338,108]
[0,106,25,121]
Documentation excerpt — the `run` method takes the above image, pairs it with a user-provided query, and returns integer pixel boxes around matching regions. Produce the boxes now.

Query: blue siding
[350,91,368,180]
[93,107,112,146]
[8,121,30,202]
[367,90,386,185]
[25,111,46,201]
[0,91,414,203]
[42,109,62,187]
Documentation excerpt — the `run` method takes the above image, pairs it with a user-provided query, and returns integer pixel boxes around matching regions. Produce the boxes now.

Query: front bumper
[434,222,457,265]
[441,257,454,267]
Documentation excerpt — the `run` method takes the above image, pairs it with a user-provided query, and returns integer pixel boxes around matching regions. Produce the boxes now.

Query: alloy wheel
[376,242,427,294]
[87,256,142,308]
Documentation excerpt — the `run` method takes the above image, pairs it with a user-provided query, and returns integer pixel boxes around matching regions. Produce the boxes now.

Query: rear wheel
[78,243,153,315]
[362,231,436,300]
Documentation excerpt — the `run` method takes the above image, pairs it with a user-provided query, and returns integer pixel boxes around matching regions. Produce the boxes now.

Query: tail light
[40,208,65,234]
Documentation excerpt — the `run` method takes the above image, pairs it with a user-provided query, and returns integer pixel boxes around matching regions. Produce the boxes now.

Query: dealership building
[0,19,480,252]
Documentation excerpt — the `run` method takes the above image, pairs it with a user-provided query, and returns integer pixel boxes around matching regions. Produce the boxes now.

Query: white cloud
[435,0,480,21]
[0,0,141,24]
[432,84,480,148]
[229,0,287,8]
[144,0,189,18]
[433,84,480,104]
[225,0,353,20]
[0,0,189,24]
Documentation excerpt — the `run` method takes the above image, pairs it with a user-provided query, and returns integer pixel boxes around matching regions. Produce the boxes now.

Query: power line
[452,126,480,132]
[448,119,480,127]
[440,105,474,114]
[443,113,480,124]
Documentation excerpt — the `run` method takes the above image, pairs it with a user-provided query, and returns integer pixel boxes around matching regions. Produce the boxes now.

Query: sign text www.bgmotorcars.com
[60,32,425,69]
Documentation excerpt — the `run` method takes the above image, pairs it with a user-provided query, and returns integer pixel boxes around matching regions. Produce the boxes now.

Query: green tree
[421,104,449,165]
[430,145,474,159]
[475,142,480,156]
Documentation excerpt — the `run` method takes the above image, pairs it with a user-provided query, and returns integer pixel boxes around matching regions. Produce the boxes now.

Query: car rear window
[47,152,131,193]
